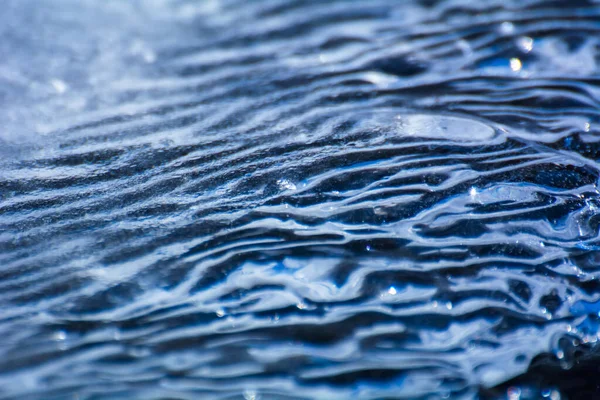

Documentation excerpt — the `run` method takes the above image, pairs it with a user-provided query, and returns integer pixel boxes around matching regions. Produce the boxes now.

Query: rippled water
[2,0,600,399]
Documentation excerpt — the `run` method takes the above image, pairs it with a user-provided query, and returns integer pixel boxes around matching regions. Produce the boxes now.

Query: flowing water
[2,0,600,399]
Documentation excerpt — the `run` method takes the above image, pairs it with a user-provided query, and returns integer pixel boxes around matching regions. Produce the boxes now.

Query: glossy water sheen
[1,0,600,399]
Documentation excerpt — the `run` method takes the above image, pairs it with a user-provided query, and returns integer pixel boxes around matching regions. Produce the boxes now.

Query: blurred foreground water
[2,0,600,399]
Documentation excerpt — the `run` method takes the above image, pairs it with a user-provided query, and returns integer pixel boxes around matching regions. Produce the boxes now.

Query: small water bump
[540,390,562,400]
[500,21,515,36]
[50,79,68,94]
[53,330,67,341]
[362,71,398,87]
[226,316,237,327]
[129,346,151,358]
[507,386,522,400]
[296,302,307,310]
[456,39,473,57]
[374,206,387,215]
[276,179,297,191]
[388,286,397,295]
[130,39,156,63]
[243,390,260,400]
[392,114,496,141]
[216,309,226,317]
[446,302,453,310]
[518,37,534,53]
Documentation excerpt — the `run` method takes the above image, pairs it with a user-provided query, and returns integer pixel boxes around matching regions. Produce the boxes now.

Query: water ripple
[1,0,600,399]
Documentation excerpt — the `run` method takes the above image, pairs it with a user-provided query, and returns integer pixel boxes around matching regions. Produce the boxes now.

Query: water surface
[1,1,600,399]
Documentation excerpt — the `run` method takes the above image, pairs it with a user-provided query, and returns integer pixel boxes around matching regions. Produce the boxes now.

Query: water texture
[1,0,600,399]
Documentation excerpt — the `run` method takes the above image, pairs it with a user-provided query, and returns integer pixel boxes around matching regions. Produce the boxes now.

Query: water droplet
[216,309,225,317]
[556,350,564,359]
[296,302,306,310]
[53,331,67,341]
[388,286,397,295]
[510,58,522,72]
[446,302,453,310]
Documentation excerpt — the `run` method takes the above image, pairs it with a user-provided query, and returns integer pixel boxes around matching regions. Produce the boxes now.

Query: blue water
[1,0,600,399]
